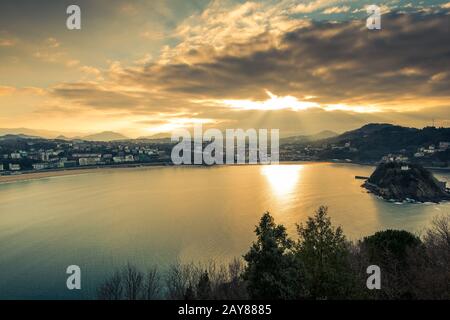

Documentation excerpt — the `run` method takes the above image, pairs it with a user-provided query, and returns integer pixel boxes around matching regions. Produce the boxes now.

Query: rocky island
[363,162,450,203]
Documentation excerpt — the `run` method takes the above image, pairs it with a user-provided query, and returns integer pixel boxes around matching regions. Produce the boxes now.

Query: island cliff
[363,162,450,203]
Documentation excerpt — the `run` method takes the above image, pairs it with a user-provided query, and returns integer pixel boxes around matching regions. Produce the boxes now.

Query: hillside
[281,130,338,143]
[363,162,450,203]
[310,124,450,163]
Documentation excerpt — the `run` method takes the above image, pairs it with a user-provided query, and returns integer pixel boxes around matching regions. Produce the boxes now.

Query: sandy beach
[0,165,169,184]
[0,168,107,184]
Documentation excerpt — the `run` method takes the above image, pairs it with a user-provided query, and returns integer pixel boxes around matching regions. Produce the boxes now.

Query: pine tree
[243,212,298,299]
[295,206,355,299]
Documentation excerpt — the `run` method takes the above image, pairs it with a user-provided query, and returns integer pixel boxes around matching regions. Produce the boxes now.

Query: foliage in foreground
[97,208,450,300]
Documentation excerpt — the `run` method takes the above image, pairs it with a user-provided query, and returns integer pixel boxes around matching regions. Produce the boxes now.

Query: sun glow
[145,118,216,133]
[197,90,320,111]
[194,91,382,113]
[323,104,381,113]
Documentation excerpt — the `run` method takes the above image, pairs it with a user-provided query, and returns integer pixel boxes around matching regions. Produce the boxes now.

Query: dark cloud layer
[48,10,450,135]
[116,11,449,106]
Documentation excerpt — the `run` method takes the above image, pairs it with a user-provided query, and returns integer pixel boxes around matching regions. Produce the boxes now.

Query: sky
[0,0,449,138]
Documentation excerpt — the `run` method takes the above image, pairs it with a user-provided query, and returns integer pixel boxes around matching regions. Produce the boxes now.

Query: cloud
[33,37,66,63]
[164,0,311,64]
[66,59,80,67]
[52,82,143,109]
[291,0,339,13]
[0,30,17,47]
[79,66,104,81]
[430,72,448,82]
[0,86,16,96]
[0,86,47,97]
[0,38,15,47]
[2,1,448,137]
[45,37,60,48]
[119,3,139,15]
[43,10,449,136]
[323,6,350,14]
[111,12,449,107]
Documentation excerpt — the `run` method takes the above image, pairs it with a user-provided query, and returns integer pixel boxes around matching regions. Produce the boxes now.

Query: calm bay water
[0,163,449,299]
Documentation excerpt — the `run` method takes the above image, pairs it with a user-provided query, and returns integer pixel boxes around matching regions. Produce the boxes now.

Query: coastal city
[1,124,449,175]
[0,137,173,174]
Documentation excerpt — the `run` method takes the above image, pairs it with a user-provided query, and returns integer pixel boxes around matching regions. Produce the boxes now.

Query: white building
[79,157,100,166]
[33,163,49,170]
[10,152,21,159]
[423,145,436,154]
[113,156,124,163]
[41,152,50,161]
[439,142,449,151]
[125,155,135,162]
[0,163,3,171]
[72,153,101,158]
[9,164,21,171]
[381,154,409,163]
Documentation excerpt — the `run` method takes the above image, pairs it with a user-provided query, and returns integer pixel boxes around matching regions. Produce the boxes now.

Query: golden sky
[0,0,449,138]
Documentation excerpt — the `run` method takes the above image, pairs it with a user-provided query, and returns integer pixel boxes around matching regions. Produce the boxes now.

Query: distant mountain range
[79,131,129,141]
[0,128,73,139]
[0,128,339,142]
[0,133,41,140]
[0,125,449,154]
[0,128,130,141]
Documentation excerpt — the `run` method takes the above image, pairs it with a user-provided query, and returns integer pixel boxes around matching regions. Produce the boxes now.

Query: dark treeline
[97,206,450,300]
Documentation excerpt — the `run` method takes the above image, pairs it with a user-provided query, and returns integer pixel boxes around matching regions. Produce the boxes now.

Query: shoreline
[0,161,334,184]
[0,163,170,184]
[0,160,448,184]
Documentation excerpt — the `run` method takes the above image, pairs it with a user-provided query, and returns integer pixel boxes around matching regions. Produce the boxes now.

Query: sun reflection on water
[261,165,302,199]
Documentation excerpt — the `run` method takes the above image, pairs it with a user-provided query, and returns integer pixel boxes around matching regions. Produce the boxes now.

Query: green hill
[310,124,450,163]
[363,162,450,203]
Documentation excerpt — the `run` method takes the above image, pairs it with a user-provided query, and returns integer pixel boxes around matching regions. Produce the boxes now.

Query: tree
[184,285,196,300]
[122,264,144,300]
[295,206,355,299]
[361,230,422,266]
[165,262,191,300]
[360,229,423,299]
[407,215,450,299]
[97,271,123,300]
[143,267,161,300]
[196,271,212,299]
[243,212,297,299]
